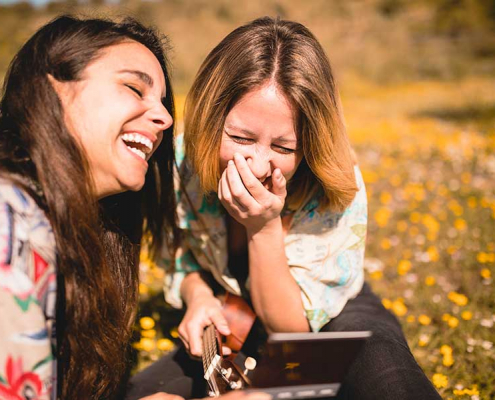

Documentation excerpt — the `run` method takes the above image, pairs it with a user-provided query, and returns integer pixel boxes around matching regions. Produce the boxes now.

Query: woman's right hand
[178,292,231,357]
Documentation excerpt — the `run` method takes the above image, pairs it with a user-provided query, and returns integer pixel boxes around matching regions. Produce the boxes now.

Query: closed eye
[229,134,253,144]
[125,84,143,98]
[273,145,297,155]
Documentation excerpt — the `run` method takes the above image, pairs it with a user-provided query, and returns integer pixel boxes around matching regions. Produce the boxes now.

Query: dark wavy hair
[0,15,178,399]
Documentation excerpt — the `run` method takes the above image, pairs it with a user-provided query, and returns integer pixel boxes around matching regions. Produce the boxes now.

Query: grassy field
[1,1,493,398]
[134,75,495,399]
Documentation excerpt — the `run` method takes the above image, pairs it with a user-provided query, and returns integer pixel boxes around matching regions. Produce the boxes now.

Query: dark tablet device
[246,331,372,399]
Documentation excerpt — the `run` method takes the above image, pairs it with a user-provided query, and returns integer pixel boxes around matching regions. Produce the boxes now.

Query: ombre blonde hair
[184,17,357,212]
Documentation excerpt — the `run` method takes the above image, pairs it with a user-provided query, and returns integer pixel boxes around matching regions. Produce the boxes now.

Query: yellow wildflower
[380,238,391,250]
[448,317,459,328]
[380,191,392,205]
[382,298,392,309]
[140,338,155,352]
[422,214,439,234]
[418,334,430,347]
[409,226,420,237]
[467,196,477,208]
[453,385,479,396]
[139,283,149,296]
[461,311,473,320]
[370,270,383,280]
[443,353,454,367]
[157,338,175,352]
[418,314,431,325]
[454,218,467,231]
[442,313,452,321]
[139,316,155,330]
[447,245,457,255]
[397,260,412,276]
[410,212,421,224]
[170,327,180,339]
[374,208,391,227]
[141,329,156,339]
[391,300,408,317]
[427,246,439,262]
[440,345,453,356]
[432,373,448,389]
[477,252,488,263]
[447,291,468,306]
[406,315,415,323]
[481,268,491,279]
[425,276,436,286]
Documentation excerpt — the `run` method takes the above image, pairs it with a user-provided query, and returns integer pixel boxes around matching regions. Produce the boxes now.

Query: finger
[210,310,231,336]
[270,168,286,198]
[186,320,206,357]
[177,325,190,351]
[222,346,232,356]
[139,394,185,400]
[226,160,258,208]
[217,391,272,400]
[221,164,247,213]
[233,153,270,203]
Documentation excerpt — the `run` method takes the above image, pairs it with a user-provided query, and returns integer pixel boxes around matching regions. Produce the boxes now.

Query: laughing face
[50,40,172,198]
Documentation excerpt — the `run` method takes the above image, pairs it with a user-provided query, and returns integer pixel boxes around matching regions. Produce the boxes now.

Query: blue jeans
[125,283,441,400]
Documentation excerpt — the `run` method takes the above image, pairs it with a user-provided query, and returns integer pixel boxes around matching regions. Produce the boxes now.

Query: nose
[149,101,173,132]
[246,148,272,182]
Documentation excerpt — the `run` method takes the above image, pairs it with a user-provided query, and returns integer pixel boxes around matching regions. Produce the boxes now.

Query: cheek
[279,155,303,180]
[218,140,236,173]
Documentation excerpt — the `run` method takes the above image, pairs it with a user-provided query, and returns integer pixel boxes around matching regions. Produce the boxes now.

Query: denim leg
[321,283,441,400]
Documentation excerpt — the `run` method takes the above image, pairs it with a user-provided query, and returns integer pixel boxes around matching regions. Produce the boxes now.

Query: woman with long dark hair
[0,15,178,399]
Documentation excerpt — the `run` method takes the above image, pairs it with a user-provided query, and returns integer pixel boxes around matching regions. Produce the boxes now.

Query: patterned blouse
[0,178,57,400]
[161,136,368,332]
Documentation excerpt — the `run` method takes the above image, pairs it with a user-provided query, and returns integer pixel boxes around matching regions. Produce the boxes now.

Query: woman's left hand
[218,153,286,233]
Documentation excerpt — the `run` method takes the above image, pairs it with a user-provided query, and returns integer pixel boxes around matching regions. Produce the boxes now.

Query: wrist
[247,216,283,239]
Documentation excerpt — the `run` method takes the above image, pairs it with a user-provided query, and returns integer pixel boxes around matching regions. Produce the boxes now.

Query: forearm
[247,218,309,333]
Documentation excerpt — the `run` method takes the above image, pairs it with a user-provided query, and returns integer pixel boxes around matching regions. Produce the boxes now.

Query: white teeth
[121,133,153,153]
[128,146,146,160]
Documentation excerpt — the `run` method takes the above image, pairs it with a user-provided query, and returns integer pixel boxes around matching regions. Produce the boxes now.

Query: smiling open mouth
[121,133,153,160]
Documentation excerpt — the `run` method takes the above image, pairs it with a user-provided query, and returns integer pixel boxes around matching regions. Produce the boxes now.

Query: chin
[119,175,146,193]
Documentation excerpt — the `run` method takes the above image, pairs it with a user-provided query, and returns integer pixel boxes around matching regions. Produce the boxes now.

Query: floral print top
[0,178,57,400]
[161,136,368,332]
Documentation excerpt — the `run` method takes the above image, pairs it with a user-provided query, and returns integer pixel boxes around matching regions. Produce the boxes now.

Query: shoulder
[0,177,56,285]
[291,165,367,232]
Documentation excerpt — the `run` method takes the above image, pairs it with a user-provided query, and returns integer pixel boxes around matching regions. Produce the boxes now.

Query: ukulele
[202,292,257,397]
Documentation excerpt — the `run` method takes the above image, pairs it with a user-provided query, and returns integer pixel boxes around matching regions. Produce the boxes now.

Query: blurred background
[1,0,494,398]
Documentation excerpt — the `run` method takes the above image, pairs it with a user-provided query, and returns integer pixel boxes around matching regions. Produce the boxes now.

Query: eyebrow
[119,69,166,98]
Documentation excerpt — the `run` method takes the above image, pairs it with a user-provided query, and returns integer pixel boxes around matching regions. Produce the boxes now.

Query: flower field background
[1,1,494,398]
[135,75,495,399]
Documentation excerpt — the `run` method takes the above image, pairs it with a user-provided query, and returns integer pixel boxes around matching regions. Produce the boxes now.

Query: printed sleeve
[0,200,53,399]
[159,239,202,309]
[286,166,368,332]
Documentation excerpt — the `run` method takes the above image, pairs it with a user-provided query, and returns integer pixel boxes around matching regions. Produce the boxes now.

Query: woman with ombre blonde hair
[128,16,441,400]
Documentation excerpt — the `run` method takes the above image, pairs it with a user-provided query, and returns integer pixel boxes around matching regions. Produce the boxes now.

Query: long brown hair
[185,17,358,212]
[0,15,177,399]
